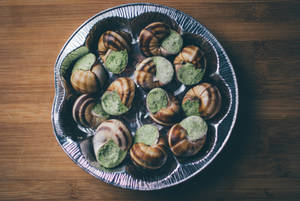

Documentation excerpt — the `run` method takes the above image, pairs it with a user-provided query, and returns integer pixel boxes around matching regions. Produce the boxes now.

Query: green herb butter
[182,99,200,117]
[96,139,127,168]
[101,91,128,116]
[104,50,128,74]
[72,53,96,73]
[92,102,110,119]
[161,29,183,55]
[180,116,207,141]
[146,88,168,114]
[134,124,159,146]
[152,56,174,84]
[177,63,205,85]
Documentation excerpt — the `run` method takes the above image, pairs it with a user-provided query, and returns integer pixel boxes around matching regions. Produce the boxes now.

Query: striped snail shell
[101,77,136,116]
[146,88,181,126]
[167,116,207,157]
[174,45,207,85]
[130,135,167,170]
[134,56,174,89]
[139,22,182,57]
[182,83,222,120]
[72,94,109,129]
[93,119,133,168]
[98,30,132,61]
[95,119,132,151]
[71,53,107,94]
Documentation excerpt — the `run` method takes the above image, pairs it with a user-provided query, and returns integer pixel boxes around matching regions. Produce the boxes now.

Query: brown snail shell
[98,30,132,61]
[72,94,109,129]
[167,123,206,157]
[71,62,107,94]
[173,45,207,73]
[139,22,172,56]
[130,136,168,170]
[134,57,161,89]
[182,83,222,119]
[147,91,181,126]
[106,77,136,109]
[95,119,132,151]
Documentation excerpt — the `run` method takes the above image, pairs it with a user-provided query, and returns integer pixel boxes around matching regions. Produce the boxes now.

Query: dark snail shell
[95,119,132,151]
[130,136,168,170]
[106,77,136,109]
[139,22,181,57]
[174,45,207,85]
[98,30,132,61]
[167,123,206,157]
[134,57,161,89]
[71,62,107,94]
[72,94,109,129]
[146,88,181,126]
[182,83,222,119]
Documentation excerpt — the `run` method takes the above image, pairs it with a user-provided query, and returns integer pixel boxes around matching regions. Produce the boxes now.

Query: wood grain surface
[0,0,300,200]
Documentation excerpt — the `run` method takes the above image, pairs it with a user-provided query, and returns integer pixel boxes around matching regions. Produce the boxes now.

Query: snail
[72,94,110,129]
[130,124,168,170]
[98,31,132,74]
[139,22,183,57]
[70,53,107,94]
[168,116,207,157]
[174,45,207,85]
[146,88,181,126]
[93,119,132,168]
[101,77,136,116]
[134,56,174,89]
[182,83,222,120]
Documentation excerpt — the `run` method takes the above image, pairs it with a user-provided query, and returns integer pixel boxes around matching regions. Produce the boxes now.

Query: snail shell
[71,59,107,94]
[182,83,222,119]
[130,136,167,170]
[72,94,109,129]
[174,45,206,85]
[107,77,136,109]
[168,118,207,157]
[98,30,132,61]
[95,119,132,151]
[146,88,181,126]
[139,22,181,57]
[134,57,161,89]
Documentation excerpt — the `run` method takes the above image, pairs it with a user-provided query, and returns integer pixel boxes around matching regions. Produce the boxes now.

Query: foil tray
[51,3,238,191]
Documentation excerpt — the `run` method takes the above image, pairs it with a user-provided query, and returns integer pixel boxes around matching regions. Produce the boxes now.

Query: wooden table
[1,0,299,200]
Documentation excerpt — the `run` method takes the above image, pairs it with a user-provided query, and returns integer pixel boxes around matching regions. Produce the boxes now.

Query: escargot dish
[98,31,132,74]
[93,119,132,168]
[70,52,107,94]
[134,56,174,89]
[139,22,183,57]
[130,124,167,170]
[72,94,109,129]
[168,116,207,157]
[174,45,206,85]
[182,83,222,119]
[101,77,136,116]
[146,88,180,126]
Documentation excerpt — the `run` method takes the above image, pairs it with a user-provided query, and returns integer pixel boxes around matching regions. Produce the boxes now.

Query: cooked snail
[182,83,221,119]
[146,88,180,126]
[134,56,174,89]
[98,31,132,74]
[130,124,167,170]
[72,94,109,129]
[139,22,183,57]
[93,119,132,168]
[101,77,136,116]
[168,116,207,157]
[70,53,107,94]
[174,45,206,85]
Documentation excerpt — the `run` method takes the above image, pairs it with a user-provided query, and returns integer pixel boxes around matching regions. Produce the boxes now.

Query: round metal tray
[51,3,238,191]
